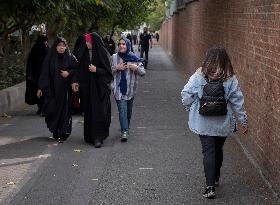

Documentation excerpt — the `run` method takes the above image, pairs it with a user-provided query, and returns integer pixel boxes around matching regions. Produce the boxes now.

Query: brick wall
[160,0,280,194]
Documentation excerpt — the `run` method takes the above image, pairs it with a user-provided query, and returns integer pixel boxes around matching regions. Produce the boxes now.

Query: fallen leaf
[2,113,12,118]
[47,144,53,148]
[74,149,82,153]
[7,181,16,185]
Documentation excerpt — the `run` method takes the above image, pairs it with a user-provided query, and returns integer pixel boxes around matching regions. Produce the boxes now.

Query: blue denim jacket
[181,68,248,137]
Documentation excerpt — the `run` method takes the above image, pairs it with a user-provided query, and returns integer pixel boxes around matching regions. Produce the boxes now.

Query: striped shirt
[111,53,145,100]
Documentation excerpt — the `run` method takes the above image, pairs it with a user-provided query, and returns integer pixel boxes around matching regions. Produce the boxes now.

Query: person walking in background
[25,35,49,115]
[126,33,134,53]
[155,33,159,43]
[72,33,113,148]
[37,37,78,143]
[103,34,116,56]
[139,27,152,69]
[181,46,248,199]
[132,34,138,45]
[111,37,145,142]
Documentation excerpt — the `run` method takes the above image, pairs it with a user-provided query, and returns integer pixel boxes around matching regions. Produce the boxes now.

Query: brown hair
[202,45,234,80]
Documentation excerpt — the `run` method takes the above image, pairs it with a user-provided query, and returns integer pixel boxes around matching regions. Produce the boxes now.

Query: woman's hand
[71,83,79,92]
[128,63,138,71]
[116,63,127,71]
[37,89,42,98]
[89,64,96,72]
[61,70,70,78]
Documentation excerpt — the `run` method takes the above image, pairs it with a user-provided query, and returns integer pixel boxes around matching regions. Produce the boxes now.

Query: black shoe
[52,132,59,140]
[94,140,102,148]
[203,186,215,199]
[214,179,219,187]
[36,109,41,115]
[57,137,66,143]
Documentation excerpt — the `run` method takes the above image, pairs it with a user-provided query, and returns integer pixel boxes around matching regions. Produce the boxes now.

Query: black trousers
[140,47,149,68]
[199,135,227,186]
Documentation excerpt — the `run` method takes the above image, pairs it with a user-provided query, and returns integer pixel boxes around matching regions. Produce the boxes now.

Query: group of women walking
[26,32,250,199]
[26,32,145,147]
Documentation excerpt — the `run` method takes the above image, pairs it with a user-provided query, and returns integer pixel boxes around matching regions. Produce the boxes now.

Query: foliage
[0,53,25,90]
[146,0,166,31]
[0,0,158,89]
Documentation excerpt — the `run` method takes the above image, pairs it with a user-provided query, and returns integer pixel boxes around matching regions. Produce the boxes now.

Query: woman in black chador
[72,33,113,148]
[38,37,78,143]
[25,35,49,115]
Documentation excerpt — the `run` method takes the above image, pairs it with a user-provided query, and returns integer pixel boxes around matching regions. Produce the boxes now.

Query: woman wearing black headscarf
[72,32,113,148]
[25,35,49,114]
[38,37,78,143]
[71,34,87,114]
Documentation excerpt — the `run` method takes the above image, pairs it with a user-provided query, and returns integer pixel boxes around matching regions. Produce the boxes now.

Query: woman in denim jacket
[181,46,248,199]
[111,37,145,142]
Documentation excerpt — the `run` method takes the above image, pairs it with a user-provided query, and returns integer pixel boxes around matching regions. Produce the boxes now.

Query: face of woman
[56,42,66,54]
[118,40,127,53]
[86,41,92,49]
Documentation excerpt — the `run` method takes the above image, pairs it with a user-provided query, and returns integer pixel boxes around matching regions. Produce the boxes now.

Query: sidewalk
[0,44,279,204]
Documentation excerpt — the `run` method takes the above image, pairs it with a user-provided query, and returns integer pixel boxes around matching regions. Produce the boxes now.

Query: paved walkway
[0,45,278,204]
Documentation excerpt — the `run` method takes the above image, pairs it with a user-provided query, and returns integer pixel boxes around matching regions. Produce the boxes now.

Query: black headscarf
[39,37,76,95]
[26,35,49,82]
[89,32,113,84]
[72,34,86,62]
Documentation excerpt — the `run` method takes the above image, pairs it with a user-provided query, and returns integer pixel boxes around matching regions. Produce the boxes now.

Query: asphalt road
[0,45,279,205]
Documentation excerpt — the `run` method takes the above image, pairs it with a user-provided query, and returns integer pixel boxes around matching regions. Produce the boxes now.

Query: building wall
[160,0,280,193]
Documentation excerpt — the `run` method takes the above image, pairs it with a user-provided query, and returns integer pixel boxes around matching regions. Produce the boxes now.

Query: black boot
[94,139,102,148]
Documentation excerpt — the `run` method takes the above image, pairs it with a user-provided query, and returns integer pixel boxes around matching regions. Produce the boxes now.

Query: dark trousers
[199,135,227,186]
[140,47,149,68]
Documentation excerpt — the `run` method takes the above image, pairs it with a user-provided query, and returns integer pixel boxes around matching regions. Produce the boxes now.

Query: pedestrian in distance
[72,33,113,148]
[25,35,49,115]
[181,45,248,199]
[37,37,78,143]
[138,27,152,69]
[103,34,116,56]
[132,34,138,45]
[126,33,134,53]
[111,37,145,142]
[155,33,159,43]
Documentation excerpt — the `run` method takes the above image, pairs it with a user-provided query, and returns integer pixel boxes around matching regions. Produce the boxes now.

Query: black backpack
[199,79,227,116]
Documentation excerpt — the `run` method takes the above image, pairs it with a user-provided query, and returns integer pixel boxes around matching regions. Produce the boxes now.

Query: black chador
[25,35,49,114]
[38,37,78,142]
[73,32,113,147]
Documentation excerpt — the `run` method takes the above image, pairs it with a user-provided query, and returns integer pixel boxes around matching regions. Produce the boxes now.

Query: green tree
[146,0,166,31]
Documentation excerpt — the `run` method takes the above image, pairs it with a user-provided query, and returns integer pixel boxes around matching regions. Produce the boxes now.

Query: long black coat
[39,37,77,136]
[73,32,113,143]
[25,36,48,105]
